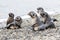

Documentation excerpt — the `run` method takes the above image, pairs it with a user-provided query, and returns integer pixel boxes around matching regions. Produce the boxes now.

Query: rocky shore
[0,14,60,40]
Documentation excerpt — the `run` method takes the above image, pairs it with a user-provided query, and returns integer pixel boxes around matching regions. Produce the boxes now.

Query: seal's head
[15,16,22,22]
[40,12,49,18]
[37,7,44,13]
[9,13,14,18]
[28,11,37,18]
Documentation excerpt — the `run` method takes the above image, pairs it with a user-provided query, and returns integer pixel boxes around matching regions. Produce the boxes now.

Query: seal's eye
[17,18,19,19]
[17,17,21,20]
[42,13,45,15]
[33,14,34,16]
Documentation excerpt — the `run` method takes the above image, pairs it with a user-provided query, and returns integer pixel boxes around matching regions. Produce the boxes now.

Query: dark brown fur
[40,12,55,28]
[6,13,14,25]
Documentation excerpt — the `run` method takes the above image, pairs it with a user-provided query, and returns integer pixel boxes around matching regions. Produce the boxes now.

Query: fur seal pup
[28,11,44,25]
[6,13,14,25]
[40,12,55,28]
[15,16,22,28]
[40,12,57,22]
[28,11,38,25]
[6,16,22,29]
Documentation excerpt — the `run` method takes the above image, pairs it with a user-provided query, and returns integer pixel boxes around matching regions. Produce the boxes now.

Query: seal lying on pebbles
[6,16,22,29]
[6,13,14,25]
[40,12,55,28]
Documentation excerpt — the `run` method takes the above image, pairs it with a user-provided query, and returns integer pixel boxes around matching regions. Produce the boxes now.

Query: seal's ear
[28,12,33,18]
[28,12,31,16]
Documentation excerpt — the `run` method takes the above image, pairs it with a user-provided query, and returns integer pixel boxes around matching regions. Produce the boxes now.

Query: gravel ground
[0,14,60,40]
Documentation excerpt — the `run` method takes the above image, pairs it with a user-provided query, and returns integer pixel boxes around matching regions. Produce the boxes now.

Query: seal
[40,12,55,28]
[6,13,14,25]
[15,16,22,28]
[28,11,38,25]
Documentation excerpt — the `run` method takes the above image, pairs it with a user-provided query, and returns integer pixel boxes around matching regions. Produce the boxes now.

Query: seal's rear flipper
[53,18,58,22]
[51,18,58,22]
